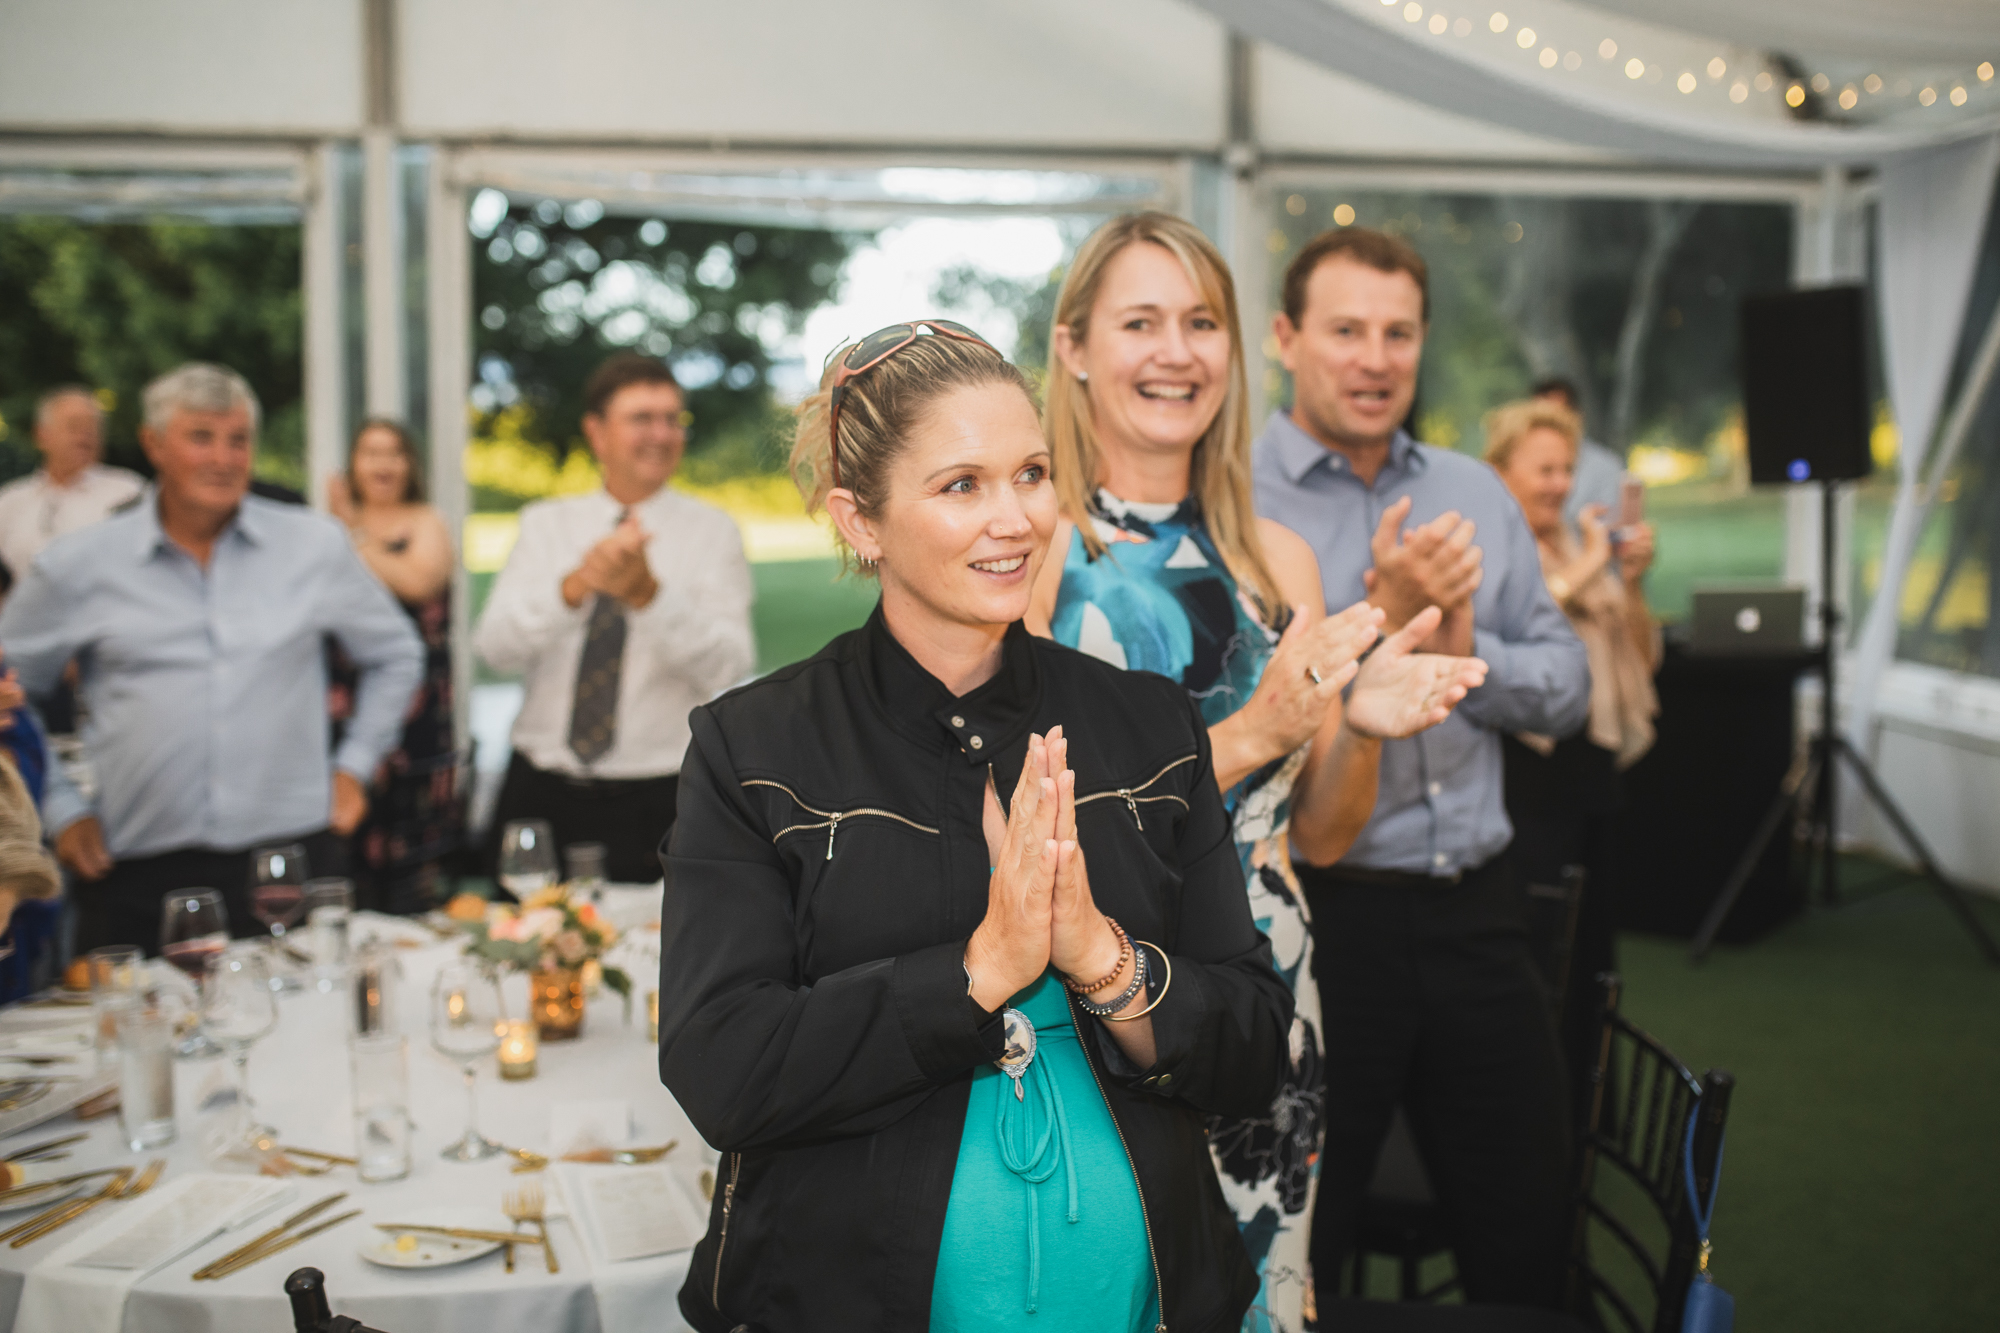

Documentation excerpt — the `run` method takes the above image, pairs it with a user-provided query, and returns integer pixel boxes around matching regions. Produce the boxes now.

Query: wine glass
[498,820,558,899]
[161,889,229,1057]
[201,942,281,1159]
[249,843,309,991]
[429,958,506,1161]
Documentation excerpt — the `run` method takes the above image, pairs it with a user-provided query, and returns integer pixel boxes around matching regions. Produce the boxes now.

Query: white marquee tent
[5,0,1999,886]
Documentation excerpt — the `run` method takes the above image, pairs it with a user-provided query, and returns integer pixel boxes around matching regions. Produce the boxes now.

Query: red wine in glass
[250,884,306,933]
[162,937,226,977]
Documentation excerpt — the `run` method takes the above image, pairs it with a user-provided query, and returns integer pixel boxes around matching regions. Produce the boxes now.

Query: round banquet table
[0,890,707,1333]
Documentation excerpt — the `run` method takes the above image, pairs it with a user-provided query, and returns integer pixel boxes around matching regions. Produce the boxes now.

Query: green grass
[751,558,879,673]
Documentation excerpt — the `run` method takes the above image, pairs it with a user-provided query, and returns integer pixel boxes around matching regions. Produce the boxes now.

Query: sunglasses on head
[826,320,999,491]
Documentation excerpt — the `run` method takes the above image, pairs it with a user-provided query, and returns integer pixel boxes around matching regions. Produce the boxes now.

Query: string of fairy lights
[1374,0,1995,119]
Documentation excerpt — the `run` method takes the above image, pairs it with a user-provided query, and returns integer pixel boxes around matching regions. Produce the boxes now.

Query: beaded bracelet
[1074,943,1148,1018]
[1062,917,1132,995]
[1103,943,1171,1021]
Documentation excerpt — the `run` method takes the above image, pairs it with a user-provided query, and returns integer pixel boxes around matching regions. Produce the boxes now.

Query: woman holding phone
[1485,395,1658,1113]
[659,323,1294,1332]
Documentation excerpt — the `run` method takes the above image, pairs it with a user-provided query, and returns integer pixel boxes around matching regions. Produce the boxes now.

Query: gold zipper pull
[826,813,842,860]
[1120,789,1141,830]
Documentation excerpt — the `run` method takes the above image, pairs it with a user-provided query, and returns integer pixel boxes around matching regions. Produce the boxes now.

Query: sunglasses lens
[844,324,916,370]
[929,320,983,340]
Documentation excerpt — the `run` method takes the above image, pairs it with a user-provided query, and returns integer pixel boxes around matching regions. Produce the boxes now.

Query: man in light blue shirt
[0,364,422,955]
[1254,228,1589,1309]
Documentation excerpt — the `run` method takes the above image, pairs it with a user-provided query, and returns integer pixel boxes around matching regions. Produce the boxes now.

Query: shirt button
[1433,853,1447,869]
[1428,781,1442,797]
[950,715,965,728]
[969,736,984,750]
[1157,1073,1172,1087]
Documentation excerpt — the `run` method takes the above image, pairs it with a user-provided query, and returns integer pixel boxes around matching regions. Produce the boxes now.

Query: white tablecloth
[0,897,705,1333]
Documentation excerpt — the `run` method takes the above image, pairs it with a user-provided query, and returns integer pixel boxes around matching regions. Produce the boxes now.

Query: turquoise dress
[1050,492,1324,1333]
[930,972,1159,1332]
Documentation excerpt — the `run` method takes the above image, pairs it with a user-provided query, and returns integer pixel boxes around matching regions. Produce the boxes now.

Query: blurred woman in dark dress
[327,419,458,912]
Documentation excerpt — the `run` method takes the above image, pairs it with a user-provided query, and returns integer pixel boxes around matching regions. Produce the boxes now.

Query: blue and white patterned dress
[1050,491,1324,1333]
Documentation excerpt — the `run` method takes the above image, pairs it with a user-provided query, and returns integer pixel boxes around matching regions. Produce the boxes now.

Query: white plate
[360,1205,517,1269]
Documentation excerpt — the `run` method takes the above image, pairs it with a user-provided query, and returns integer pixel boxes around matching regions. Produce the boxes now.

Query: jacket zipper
[1074,754,1198,832]
[742,779,941,860]
[1067,992,1168,1332]
[711,1151,741,1309]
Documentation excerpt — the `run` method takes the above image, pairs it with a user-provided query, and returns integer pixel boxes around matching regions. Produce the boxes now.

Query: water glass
[564,841,607,898]
[303,878,355,993]
[115,1004,177,1152]
[498,820,558,898]
[86,944,146,1061]
[349,1033,412,1183]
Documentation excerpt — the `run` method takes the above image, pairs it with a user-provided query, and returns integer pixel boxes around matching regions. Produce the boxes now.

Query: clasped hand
[963,726,1124,1014]
[562,514,659,609]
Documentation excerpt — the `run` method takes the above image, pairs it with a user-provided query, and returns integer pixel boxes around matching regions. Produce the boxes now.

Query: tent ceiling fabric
[1193,0,2000,167]
[1575,0,2000,66]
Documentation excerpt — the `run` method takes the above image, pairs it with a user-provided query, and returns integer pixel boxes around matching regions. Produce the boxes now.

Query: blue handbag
[1680,1109,1733,1333]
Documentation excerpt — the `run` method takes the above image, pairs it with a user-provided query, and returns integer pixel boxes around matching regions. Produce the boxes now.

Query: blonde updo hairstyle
[1046,211,1286,626]
[791,330,1035,577]
[1482,397,1583,473]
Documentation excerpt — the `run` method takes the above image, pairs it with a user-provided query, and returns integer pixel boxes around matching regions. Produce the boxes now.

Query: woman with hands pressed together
[1028,213,1487,1326]
[658,324,1293,1333]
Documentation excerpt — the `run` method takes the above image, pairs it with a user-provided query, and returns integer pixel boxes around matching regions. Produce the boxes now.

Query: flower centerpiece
[464,888,630,1040]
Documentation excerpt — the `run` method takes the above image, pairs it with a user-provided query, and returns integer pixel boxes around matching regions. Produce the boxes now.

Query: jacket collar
[859,602,1042,767]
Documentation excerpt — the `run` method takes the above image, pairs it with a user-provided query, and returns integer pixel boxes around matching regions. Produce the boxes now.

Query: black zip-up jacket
[659,607,1293,1333]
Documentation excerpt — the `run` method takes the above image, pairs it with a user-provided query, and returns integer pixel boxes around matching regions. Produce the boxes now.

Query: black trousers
[1302,853,1573,1309]
[487,753,678,887]
[76,829,346,958]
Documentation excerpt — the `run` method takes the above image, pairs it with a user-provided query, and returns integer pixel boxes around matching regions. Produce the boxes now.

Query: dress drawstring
[993,1045,1080,1313]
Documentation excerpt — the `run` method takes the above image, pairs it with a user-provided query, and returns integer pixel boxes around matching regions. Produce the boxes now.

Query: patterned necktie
[567,510,630,765]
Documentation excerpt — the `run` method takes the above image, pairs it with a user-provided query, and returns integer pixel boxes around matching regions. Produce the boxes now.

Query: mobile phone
[1618,473,1645,529]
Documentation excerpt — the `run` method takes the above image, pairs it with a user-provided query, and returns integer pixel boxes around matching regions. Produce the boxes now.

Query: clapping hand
[1362,497,1482,654]
[1233,601,1385,765]
[1343,605,1489,740]
[564,514,660,610]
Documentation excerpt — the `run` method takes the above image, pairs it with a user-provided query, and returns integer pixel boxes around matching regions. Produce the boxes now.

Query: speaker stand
[1690,481,2000,965]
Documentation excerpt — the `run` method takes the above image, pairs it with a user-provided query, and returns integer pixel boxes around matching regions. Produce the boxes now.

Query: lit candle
[646,990,659,1043]
[446,988,467,1024]
[497,1020,538,1080]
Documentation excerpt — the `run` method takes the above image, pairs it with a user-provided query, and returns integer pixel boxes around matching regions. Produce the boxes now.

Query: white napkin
[13,1173,293,1333]
[553,1162,702,1332]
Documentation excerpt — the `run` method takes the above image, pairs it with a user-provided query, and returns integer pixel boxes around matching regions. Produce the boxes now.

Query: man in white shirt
[474,353,755,884]
[0,386,145,588]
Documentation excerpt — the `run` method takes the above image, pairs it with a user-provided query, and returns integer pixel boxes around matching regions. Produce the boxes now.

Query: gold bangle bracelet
[1103,943,1171,1022]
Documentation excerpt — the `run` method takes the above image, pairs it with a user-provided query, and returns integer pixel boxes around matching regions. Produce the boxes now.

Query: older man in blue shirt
[1254,229,1589,1309]
[0,363,422,955]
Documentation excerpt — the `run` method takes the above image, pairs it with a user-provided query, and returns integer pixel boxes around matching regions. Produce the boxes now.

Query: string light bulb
[1839,86,1858,110]
[1516,26,1536,48]
[1951,86,1968,106]
[1489,11,1508,32]
[1677,71,1697,93]
[1918,86,1936,106]
[1786,83,1806,107]
[1626,57,1645,80]
[1980,63,1994,82]
[1730,82,1749,103]
[1864,74,1883,94]
[1707,57,1726,79]
[1599,38,1617,59]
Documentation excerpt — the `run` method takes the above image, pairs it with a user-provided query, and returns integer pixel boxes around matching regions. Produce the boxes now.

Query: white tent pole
[363,127,406,420]
[302,142,345,510]
[426,148,472,758]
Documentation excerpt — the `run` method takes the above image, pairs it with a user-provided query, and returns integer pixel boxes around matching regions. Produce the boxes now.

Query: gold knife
[204,1209,362,1280]
[374,1223,547,1246]
[192,1191,349,1280]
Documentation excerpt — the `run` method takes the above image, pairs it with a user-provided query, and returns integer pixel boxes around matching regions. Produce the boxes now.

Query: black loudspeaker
[1740,285,1873,485]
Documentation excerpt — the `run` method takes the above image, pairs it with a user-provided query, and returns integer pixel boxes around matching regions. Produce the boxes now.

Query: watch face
[997,1006,1037,1093]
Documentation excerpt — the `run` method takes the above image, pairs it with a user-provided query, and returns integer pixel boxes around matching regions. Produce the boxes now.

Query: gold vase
[529,967,586,1041]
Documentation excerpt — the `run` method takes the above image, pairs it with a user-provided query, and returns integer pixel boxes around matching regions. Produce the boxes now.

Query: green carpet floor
[1612,863,2000,1332]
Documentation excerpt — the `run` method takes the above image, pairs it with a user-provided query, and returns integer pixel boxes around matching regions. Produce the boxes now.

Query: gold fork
[0,1166,130,1244]
[503,1181,557,1274]
[13,1158,164,1247]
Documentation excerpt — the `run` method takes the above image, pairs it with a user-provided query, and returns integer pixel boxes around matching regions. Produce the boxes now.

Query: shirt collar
[133,488,262,562]
[1263,410,1425,486]
[860,602,1041,766]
